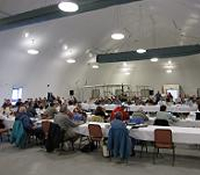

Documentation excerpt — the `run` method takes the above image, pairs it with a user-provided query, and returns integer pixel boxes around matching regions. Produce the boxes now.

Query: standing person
[155,91,162,104]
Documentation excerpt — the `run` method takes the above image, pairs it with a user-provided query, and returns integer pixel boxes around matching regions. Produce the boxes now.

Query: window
[11,87,23,105]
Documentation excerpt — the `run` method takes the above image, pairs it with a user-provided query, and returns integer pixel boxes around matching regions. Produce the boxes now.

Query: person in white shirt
[156,105,178,125]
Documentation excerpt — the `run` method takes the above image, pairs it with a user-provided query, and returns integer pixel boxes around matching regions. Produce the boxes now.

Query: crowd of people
[89,91,200,108]
[0,92,199,156]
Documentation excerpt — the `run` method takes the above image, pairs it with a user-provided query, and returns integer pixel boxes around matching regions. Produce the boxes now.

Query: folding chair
[153,129,175,166]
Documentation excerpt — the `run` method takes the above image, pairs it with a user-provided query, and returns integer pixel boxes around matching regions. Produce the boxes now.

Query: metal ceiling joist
[96,44,200,63]
[0,0,141,31]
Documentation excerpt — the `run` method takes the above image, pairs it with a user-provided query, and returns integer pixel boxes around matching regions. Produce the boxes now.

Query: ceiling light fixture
[168,60,172,64]
[166,69,172,73]
[24,32,29,38]
[63,44,68,50]
[125,72,130,75]
[58,1,79,12]
[123,62,127,67]
[92,65,99,69]
[136,48,146,54]
[111,32,125,40]
[27,49,39,55]
[66,59,76,63]
[150,57,158,62]
[122,67,130,72]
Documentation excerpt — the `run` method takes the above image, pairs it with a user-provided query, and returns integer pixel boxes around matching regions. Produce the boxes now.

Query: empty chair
[88,124,103,147]
[42,121,51,140]
[153,129,175,166]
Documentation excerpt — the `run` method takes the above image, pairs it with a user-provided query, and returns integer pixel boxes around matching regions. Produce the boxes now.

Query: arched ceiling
[0,0,200,67]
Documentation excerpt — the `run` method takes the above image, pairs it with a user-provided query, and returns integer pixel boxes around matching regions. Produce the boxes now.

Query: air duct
[0,0,141,31]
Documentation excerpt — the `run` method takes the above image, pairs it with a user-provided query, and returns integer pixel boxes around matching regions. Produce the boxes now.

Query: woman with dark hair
[94,106,107,118]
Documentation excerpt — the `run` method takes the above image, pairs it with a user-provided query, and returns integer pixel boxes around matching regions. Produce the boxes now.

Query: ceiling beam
[96,44,200,63]
[0,0,141,31]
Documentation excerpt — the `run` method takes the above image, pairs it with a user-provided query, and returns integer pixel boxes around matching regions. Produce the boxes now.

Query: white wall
[1,41,200,104]
[84,54,200,97]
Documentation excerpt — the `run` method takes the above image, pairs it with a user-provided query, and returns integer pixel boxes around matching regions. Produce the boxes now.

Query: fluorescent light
[58,1,79,12]
[168,60,172,64]
[123,62,127,67]
[66,59,76,63]
[125,72,130,75]
[166,69,172,73]
[27,49,39,55]
[111,33,125,40]
[63,44,68,50]
[150,57,158,62]
[136,48,146,54]
[92,65,99,69]
[24,32,29,38]
[165,65,174,69]
[122,67,130,72]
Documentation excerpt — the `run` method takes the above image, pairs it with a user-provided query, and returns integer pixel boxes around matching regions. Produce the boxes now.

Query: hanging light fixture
[150,57,158,62]
[166,69,172,73]
[111,7,125,41]
[136,48,146,54]
[92,65,99,69]
[125,72,130,75]
[27,49,39,55]
[66,59,76,63]
[111,32,125,40]
[58,1,79,12]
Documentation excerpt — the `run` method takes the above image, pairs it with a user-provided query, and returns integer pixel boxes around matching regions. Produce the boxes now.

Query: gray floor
[0,142,200,175]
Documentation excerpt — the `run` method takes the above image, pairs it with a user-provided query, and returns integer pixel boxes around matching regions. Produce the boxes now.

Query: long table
[148,117,200,128]
[74,122,200,145]
[81,103,197,113]
[129,125,200,144]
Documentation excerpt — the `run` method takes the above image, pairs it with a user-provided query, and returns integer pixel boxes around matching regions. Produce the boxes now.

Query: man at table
[54,105,80,142]
[155,105,178,125]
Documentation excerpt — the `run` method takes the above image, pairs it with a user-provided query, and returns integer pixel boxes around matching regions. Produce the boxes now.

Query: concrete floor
[0,142,200,175]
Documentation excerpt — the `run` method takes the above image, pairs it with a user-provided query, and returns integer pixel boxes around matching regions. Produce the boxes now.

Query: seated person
[45,102,58,119]
[155,105,178,125]
[131,108,149,123]
[67,100,76,113]
[73,107,86,122]
[90,115,104,123]
[54,105,80,141]
[15,106,43,139]
[94,106,107,121]
[110,104,129,121]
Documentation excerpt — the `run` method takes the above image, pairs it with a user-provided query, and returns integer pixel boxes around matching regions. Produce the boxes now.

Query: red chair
[88,124,103,147]
[153,129,175,166]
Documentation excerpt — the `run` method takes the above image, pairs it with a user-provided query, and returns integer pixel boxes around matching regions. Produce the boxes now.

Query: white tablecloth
[129,125,200,144]
[74,122,200,145]
[3,118,15,129]
[3,117,44,129]
[74,122,111,137]
[148,117,200,127]
[81,103,197,113]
